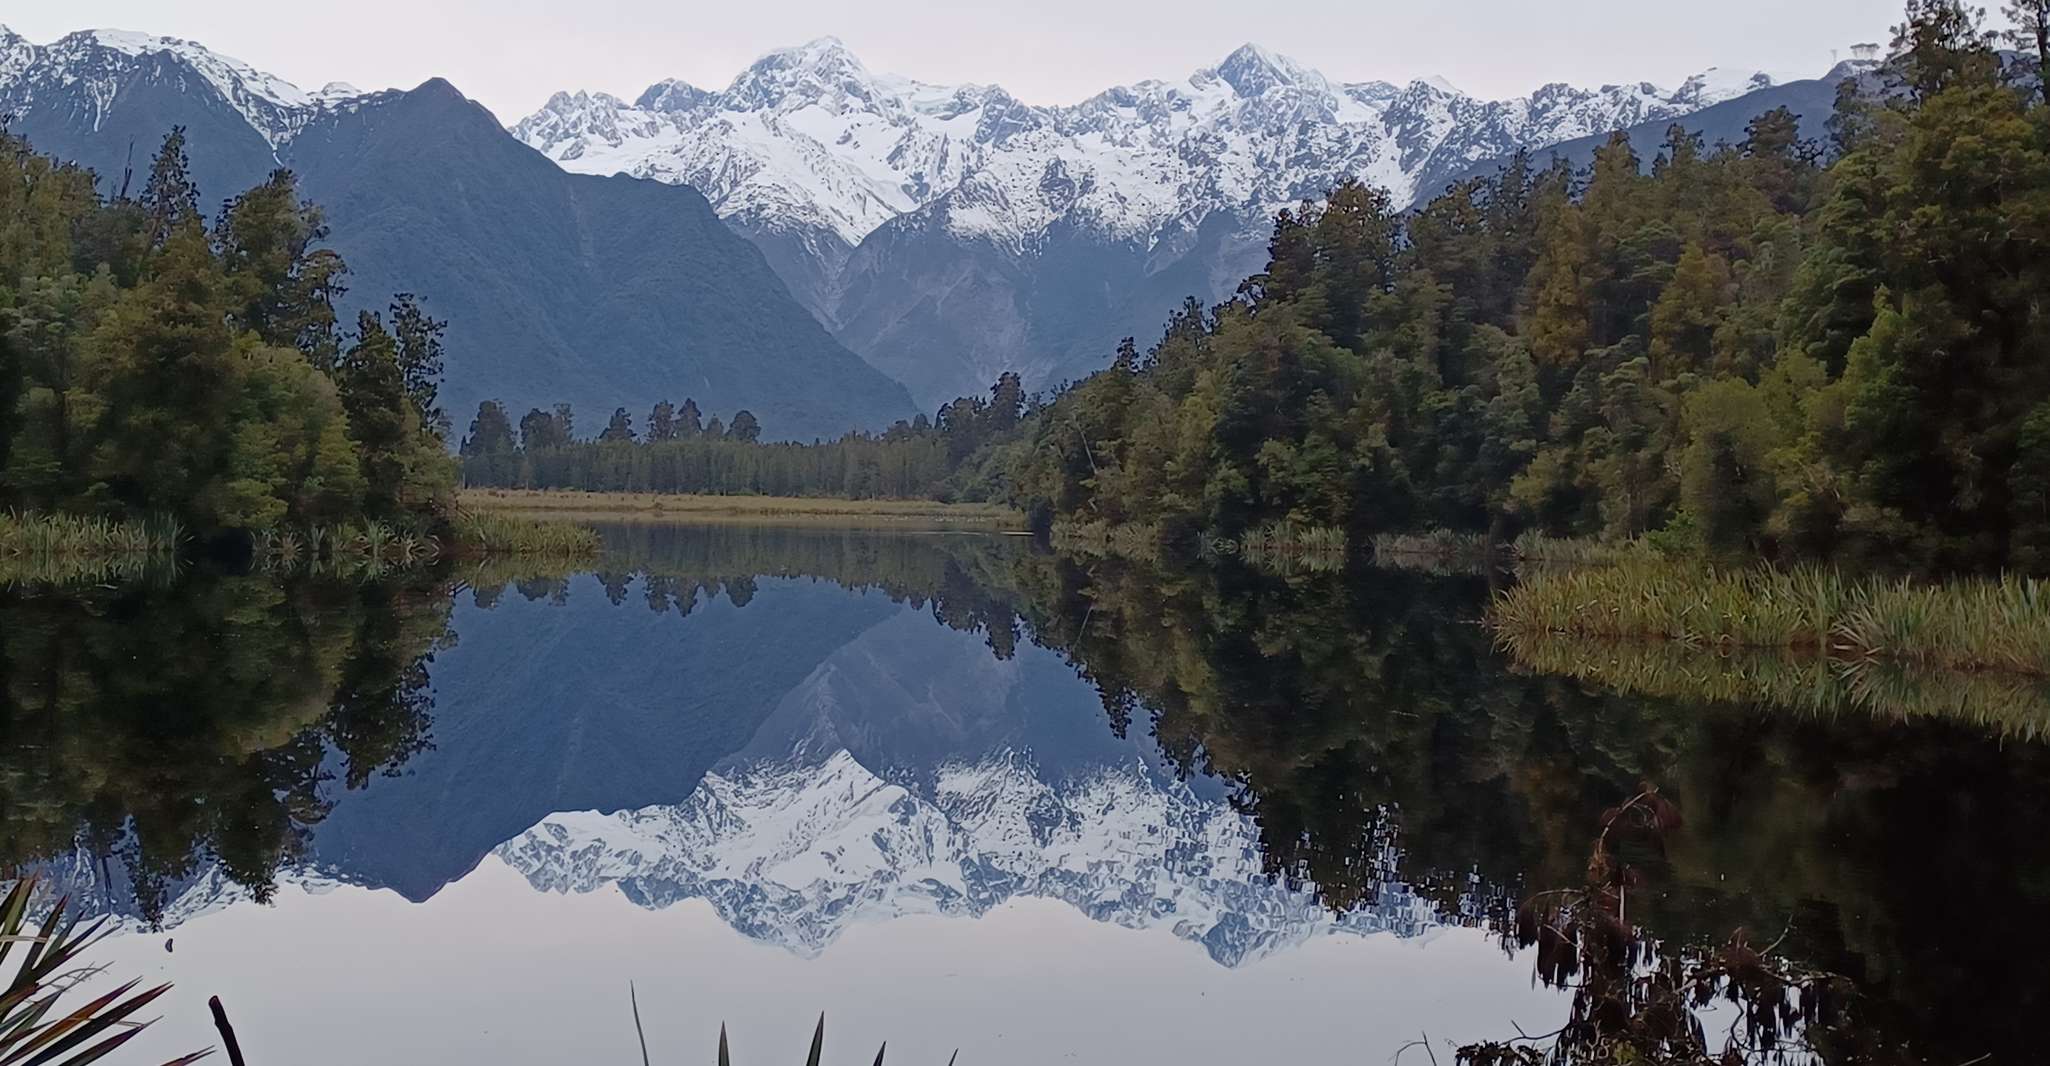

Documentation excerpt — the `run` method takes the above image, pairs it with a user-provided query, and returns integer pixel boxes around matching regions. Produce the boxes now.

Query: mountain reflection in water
[2,523,2043,1064]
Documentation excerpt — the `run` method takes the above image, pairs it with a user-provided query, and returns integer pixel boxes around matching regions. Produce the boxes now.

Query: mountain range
[515,41,1849,406]
[2,25,1853,421]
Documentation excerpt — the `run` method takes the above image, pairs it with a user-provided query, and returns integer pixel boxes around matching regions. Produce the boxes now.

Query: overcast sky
[5,0,1913,121]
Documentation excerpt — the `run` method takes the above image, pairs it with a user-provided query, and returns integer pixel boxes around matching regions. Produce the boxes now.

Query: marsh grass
[0,511,183,585]
[1492,562,2050,677]
[449,512,602,559]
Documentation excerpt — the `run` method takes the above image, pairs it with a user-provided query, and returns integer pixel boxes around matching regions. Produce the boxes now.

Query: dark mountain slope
[279,80,915,438]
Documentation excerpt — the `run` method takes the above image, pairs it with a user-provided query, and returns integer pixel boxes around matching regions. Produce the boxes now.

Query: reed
[1491,561,2050,677]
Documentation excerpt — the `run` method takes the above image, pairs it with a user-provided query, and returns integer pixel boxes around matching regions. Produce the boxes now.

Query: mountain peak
[634,77,707,113]
[1214,43,1319,96]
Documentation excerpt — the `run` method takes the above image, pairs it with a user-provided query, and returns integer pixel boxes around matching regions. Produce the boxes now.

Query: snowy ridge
[493,747,1439,967]
[512,39,1803,252]
[0,25,374,148]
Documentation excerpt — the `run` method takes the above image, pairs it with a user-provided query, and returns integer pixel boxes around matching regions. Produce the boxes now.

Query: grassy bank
[1492,562,2050,677]
[0,511,183,584]
[461,488,1022,529]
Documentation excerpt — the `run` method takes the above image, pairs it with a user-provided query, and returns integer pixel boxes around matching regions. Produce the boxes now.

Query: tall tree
[599,406,636,443]
[461,401,516,456]
[140,127,201,247]
[387,294,447,438]
[215,168,347,363]
[726,409,761,443]
[647,400,677,442]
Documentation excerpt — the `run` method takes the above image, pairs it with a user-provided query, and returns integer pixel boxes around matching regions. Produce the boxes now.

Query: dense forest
[0,127,454,537]
[982,1,2050,576]
[456,374,1030,498]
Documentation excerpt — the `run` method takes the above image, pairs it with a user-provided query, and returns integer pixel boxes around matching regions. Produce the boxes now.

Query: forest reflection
[1,524,2040,1063]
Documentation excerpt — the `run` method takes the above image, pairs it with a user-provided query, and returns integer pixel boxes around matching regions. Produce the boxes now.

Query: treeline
[0,127,454,536]
[456,373,1029,498]
[970,2,2050,576]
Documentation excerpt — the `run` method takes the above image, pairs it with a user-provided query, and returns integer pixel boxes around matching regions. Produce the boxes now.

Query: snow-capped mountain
[515,39,1783,251]
[0,26,374,150]
[514,41,1809,406]
[497,747,1439,967]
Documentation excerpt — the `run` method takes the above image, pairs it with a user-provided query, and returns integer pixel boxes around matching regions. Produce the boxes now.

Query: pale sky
[3,0,1912,123]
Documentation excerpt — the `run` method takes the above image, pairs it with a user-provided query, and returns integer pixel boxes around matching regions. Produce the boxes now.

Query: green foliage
[0,129,456,539]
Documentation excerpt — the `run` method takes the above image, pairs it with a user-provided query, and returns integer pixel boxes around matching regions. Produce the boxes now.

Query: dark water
[1,524,2042,1064]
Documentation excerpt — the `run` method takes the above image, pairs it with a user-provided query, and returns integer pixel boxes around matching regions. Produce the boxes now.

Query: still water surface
[2,524,2042,1063]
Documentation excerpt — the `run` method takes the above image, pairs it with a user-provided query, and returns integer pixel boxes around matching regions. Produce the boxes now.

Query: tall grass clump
[1051,520,1164,561]
[0,511,183,585]
[1202,523,1348,572]
[256,520,445,577]
[449,511,602,559]
[1492,562,2050,677]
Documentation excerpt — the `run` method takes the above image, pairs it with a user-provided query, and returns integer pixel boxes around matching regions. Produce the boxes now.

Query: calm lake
[4,523,2043,1064]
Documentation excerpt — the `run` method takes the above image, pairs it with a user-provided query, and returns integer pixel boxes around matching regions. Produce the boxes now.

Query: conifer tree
[727,410,761,443]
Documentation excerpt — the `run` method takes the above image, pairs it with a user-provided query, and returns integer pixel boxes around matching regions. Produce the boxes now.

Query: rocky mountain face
[0,28,916,438]
[515,41,1805,407]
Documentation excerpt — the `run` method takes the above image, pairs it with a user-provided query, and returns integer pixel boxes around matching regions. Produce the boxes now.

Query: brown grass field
[459,488,1025,529]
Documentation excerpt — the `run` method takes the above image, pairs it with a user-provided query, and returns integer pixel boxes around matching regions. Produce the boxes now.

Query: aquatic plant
[0,877,210,1066]
[448,512,602,559]
[0,511,184,586]
[1491,562,2050,677]
[1050,520,1164,561]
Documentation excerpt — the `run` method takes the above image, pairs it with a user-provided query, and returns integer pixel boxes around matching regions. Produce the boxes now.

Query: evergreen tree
[727,409,762,443]
[678,398,704,439]
[703,415,726,441]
